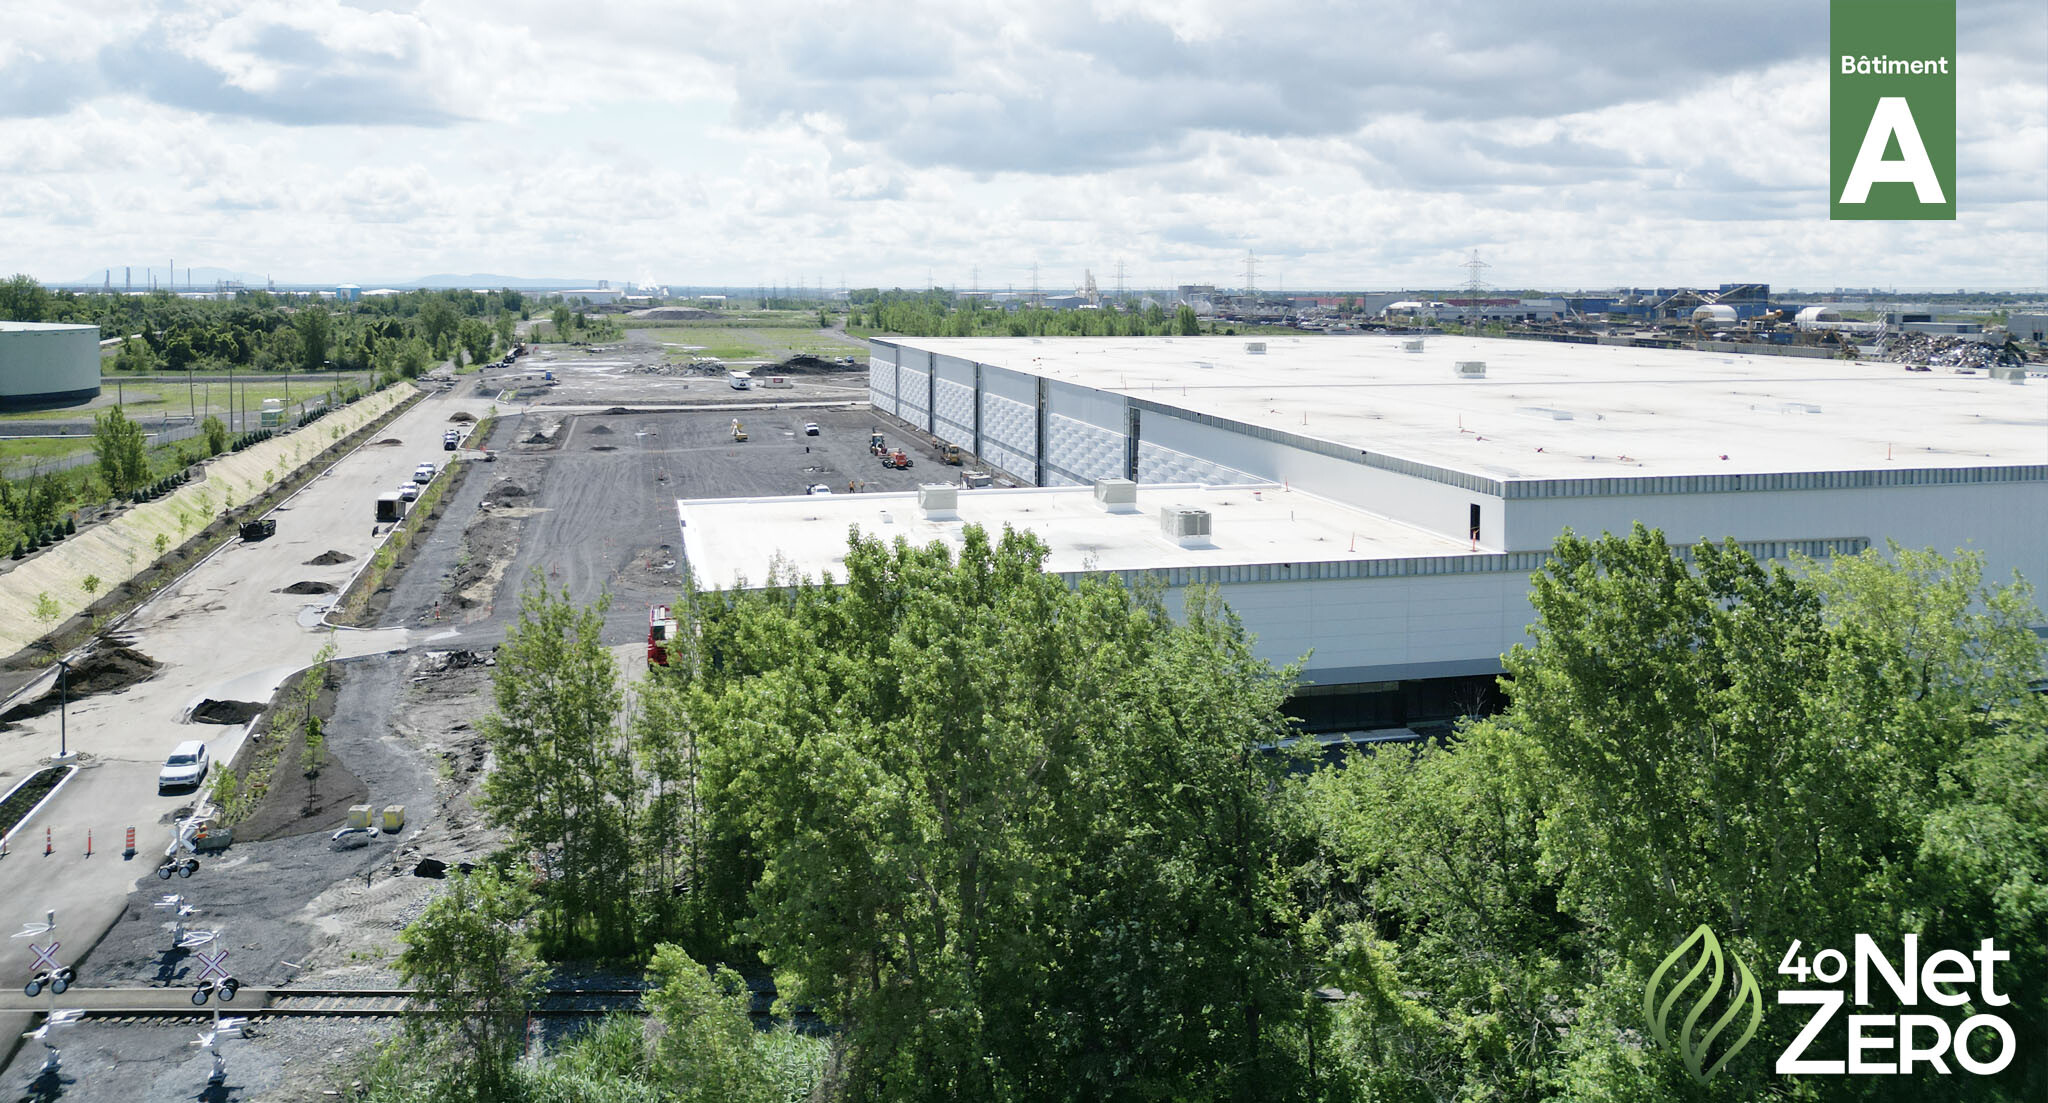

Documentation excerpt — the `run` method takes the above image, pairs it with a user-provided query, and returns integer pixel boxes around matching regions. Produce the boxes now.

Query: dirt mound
[190,699,264,725]
[491,484,528,498]
[590,444,617,451]
[627,307,721,321]
[304,550,356,566]
[523,432,550,444]
[776,354,865,374]
[276,580,338,595]
[587,424,614,435]
[604,406,632,415]
[449,411,476,422]
[0,643,161,725]
[372,438,403,446]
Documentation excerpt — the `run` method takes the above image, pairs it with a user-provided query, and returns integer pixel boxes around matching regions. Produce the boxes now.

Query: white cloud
[0,0,2041,290]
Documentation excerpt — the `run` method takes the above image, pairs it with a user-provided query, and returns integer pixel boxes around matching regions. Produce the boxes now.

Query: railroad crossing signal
[191,947,239,1004]
[159,818,203,879]
[23,941,76,996]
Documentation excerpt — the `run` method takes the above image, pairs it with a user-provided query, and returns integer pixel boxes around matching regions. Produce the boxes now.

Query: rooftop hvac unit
[1093,478,1138,512]
[1454,360,1486,379]
[1245,341,1266,354]
[917,484,959,519]
[1400,337,1425,352]
[1160,506,1213,546]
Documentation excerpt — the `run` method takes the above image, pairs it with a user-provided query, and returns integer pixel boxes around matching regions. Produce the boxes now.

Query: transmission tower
[1463,249,1490,322]
[1114,258,1126,301]
[1243,250,1258,297]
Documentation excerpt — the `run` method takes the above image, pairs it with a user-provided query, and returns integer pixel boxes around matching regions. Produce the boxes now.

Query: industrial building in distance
[0,321,102,412]
[681,335,2046,735]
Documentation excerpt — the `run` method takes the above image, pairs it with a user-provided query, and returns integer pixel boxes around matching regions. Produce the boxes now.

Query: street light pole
[55,659,70,761]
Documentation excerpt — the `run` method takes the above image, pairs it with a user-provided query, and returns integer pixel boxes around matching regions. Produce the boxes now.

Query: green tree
[689,526,1316,1100]
[419,295,460,357]
[1310,529,2048,1098]
[92,405,150,494]
[643,944,776,1103]
[396,867,552,1101]
[0,274,49,322]
[480,577,637,953]
[1175,302,1201,335]
[295,306,332,370]
[458,317,495,365]
[201,415,228,456]
[550,304,571,338]
[112,336,156,372]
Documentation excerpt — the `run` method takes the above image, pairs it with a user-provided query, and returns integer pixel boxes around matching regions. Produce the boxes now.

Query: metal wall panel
[896,346,932,427]
[1042,379,1128,486]
[868,342,899,417]
[977,364,1038,481]
[932,354,976,445]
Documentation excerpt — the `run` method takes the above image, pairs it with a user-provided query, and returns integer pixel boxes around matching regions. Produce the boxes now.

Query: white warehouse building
[678,335,2046,734]
[0,321,102,412]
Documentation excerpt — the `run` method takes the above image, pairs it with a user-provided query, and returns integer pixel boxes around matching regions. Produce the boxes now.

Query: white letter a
[1840,97,1945,204]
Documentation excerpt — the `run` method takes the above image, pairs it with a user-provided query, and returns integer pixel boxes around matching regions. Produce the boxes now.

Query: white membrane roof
[881,336,2048,480]
[678,483,1478,588]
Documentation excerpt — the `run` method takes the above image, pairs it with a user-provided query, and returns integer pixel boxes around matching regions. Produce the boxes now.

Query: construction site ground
[0,339,936,1101]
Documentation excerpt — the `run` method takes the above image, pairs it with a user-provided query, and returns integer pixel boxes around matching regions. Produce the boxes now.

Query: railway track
[0,987,646,1022]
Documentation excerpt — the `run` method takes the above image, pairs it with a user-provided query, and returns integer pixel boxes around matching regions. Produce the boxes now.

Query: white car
[158,741,211,793]
[413,462,437,484]
[806,484,833,495]
[397,483,421,502]
[804,422,820,436]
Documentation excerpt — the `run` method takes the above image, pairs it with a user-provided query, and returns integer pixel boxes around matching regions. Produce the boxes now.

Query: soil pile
[0,643,161,725]
[304,550,356,566]
[372,438,403,446]
[190,699,264,725]
[277,580,338,595]
[588,424,615,435]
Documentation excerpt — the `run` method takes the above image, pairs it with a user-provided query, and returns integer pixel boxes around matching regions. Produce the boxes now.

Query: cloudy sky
[4,0,2043,292]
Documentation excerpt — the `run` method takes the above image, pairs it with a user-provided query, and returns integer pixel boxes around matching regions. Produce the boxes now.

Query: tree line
[0,274,524,377]
[376,525,2045,1102]
[847,288,1204,338]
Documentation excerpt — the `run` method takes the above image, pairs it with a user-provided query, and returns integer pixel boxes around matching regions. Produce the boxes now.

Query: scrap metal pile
[1878,332,2028,369]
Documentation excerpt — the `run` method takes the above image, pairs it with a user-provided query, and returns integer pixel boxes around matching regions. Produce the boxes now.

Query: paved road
[0,384,493,1066]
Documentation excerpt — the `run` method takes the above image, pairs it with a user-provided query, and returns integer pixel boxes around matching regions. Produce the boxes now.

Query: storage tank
[0,322,101,411]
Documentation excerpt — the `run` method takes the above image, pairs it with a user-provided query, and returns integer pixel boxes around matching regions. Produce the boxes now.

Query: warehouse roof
[879,336,2047,480]
[678,483,1480,588]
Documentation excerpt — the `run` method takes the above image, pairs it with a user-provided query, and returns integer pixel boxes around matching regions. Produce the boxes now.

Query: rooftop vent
[1245,341,1267,354]
[917,484,958,519]
[1400,337,1425,353]
[1160,506,1213,547]
[1093,478,1138,512]
[1454,360,1486,379]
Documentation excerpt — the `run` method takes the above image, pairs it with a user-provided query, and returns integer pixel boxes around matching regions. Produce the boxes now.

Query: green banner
[1830,0,1956,220]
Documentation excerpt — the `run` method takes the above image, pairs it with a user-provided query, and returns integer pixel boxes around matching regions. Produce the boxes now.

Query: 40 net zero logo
[1831,0,1956,220]
[1644,927,2018,1082]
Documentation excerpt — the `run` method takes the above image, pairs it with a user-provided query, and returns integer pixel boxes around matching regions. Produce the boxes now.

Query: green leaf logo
[1643,924,1763,1084]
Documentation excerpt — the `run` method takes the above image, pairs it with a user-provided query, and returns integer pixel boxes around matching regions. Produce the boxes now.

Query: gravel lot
[1,358,900,1099]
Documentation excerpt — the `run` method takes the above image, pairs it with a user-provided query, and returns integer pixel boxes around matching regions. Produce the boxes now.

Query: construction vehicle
[647,605,678,667]
[961,470,992,489]
[869,430,887,455]
[238,518,276,542]
[941,443,962,465]
[881,448,913,469]
[731,418,749,442]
